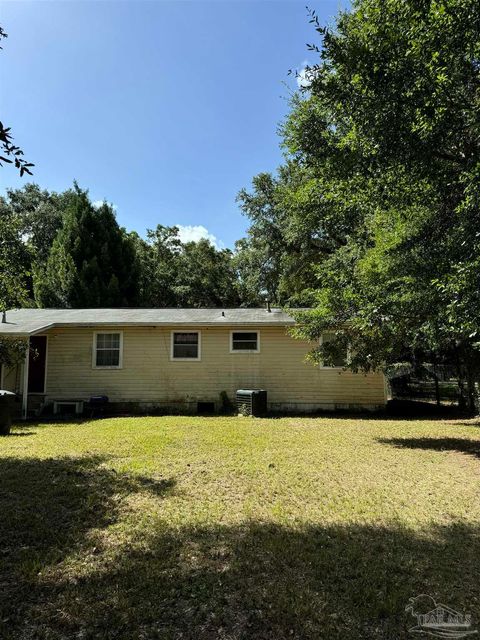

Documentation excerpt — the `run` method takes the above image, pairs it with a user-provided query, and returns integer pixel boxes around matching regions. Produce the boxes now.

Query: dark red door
[28,336,47,393]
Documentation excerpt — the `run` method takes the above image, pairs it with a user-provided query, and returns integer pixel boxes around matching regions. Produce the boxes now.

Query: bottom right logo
[406,594,478,638]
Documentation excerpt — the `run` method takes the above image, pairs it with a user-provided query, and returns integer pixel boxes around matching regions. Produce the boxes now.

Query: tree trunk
[457,377,467,410]
[466,374,479,415]
[432,360,441,407]
[455,349,468,411]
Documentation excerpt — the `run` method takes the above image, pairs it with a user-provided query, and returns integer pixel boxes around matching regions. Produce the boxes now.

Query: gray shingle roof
[0,308,298,335]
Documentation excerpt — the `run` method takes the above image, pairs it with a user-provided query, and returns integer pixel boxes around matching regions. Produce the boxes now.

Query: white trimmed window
[93,332,123,368]
[320,332,347,368]
[230,331,259,353]
[171,331,201,360]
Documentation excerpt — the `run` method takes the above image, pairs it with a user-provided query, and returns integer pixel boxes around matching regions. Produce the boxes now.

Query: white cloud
[92,200,117,211]
[176,224,223,249]
[296,60,316,88]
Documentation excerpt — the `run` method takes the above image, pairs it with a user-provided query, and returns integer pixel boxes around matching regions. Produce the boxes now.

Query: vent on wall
[197,401,215,414]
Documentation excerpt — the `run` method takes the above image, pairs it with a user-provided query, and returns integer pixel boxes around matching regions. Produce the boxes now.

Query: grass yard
[1,415,480,639]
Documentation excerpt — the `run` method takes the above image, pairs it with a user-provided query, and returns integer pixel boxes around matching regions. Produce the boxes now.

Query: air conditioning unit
[236,389,267,417]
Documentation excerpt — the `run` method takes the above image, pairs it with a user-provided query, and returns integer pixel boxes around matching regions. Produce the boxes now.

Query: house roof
[0,308,299,336]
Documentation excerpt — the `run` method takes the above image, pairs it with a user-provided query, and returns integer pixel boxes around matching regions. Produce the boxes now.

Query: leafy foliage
[3,0,480,410]
[235,161,352,306]
[0,208,31,313]
[35,186,140,308]
[137,225,240,307]
[0,183,241,313]
[0,337,27,369]
[0,188,32,367]
[239,0,480,410]
[0,26,33,177]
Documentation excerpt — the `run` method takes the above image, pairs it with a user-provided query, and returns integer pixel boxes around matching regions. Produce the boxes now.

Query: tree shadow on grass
[3,424,37,436]
[3,510,480,638]
[2,455,479,639]
[50,523,480,638]
[450,420,480,429]
[0,455,175,639]
[3,431,36,436]
[378,436,480,460]
[73,521,479,640]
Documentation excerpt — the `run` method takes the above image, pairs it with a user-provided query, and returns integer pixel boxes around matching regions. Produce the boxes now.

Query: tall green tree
[0,206,31,369]
[235,172,289,306]
[137,225,240,308]
[283,0,480,410]
[144,225,183,307]
[35,186,140,307]
[4,183,74,264]
[0,209,31,312]
[238,0,480,410]
[235,160,360,306]
[0,184,74,306]
[175,239,240,307]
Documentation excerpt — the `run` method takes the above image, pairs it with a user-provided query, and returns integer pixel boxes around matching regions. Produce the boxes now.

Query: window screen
[172,332,199,359]
[231,332,258,351]
[321,333,347,367]
[95,333,121,367]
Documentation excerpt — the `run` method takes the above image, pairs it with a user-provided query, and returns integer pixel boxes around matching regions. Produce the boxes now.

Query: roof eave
[50,321,296,328]
[0,319,297,335]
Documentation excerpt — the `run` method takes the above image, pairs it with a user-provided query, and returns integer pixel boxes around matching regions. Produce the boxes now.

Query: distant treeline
[0,182,283,310]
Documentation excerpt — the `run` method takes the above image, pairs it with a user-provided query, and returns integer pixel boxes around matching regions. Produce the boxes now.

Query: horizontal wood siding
[2,365,20,394]
[42,325,386,408]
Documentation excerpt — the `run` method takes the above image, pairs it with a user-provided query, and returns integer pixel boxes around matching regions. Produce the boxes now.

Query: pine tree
[35,186,139,307]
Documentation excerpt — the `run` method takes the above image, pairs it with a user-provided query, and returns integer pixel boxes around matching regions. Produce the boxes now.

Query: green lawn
[1,415,480,639]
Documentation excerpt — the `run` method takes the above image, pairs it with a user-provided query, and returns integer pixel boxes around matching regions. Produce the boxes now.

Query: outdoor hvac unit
[236,389,267,417]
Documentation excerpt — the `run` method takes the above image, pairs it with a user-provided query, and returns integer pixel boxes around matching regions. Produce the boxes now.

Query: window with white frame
[231,331,259,352]
[320,332,347,368]
[94,332,122,368]
[171,332,200,360]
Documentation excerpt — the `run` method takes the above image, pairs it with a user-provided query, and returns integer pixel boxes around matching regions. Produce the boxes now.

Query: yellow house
[0,308,387,417]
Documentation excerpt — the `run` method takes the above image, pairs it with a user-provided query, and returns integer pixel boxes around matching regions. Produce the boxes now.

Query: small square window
[320,333,347,368]
[231,332,259,352]
[94,332,122,368]
[172,332,200,360]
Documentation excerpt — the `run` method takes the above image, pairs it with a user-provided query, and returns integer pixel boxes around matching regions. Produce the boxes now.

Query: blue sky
[0,0,345,248]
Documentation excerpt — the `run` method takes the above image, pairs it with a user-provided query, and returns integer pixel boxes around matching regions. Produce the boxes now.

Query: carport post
[22,336,30,420]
